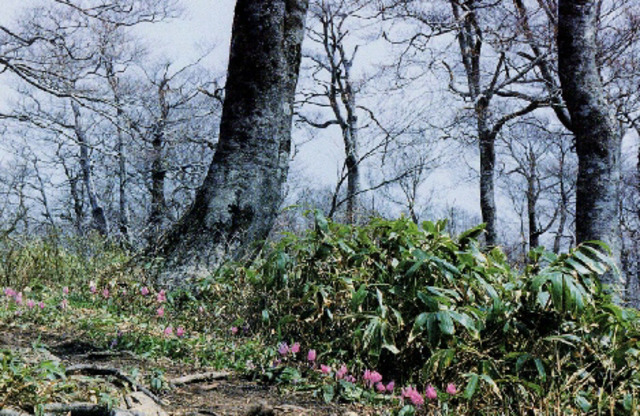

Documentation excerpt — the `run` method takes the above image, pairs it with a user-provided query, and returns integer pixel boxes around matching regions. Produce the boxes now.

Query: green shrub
[204,211,640,414]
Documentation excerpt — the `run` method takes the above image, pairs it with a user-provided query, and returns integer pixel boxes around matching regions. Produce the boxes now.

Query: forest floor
[0,323,370,416]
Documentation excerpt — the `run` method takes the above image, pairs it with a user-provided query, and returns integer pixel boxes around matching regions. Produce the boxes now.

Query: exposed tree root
[65,364,165,406]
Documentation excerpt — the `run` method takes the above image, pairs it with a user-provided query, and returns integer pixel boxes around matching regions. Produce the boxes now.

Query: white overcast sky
[1,0,237,70]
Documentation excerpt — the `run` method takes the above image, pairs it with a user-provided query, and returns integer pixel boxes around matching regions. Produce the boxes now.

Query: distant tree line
[0,0,638,303]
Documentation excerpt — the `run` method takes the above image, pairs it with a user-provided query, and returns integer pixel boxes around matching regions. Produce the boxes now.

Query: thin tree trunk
[558,0,622,292]
[343,93,359,223]
[451,0,498,246]
[153,0,309,287]
[148,81,169,241]
[106,63,130,243]
[478,126,498,246]
[71,100,109,237]
[553,166,568,254]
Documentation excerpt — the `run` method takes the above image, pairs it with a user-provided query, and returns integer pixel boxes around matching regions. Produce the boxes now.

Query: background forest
[0,0,638,298]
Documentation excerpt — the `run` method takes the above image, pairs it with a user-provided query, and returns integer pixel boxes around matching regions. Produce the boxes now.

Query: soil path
[0,324,369,416]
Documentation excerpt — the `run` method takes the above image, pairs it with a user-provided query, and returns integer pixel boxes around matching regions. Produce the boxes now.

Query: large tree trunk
[153,0,309,286]
[558,0,622,291]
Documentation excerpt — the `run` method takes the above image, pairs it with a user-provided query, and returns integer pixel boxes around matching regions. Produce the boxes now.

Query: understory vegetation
[2,214,639,415]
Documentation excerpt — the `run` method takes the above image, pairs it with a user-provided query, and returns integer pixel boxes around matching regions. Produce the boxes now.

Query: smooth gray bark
[153,0,309,286]
[558,0,622,291]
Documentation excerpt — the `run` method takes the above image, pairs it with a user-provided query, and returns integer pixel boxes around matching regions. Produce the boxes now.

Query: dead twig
[169,371,231,387]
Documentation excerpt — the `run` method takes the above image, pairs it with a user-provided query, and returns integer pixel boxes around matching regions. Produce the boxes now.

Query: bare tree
[299,0,365,223]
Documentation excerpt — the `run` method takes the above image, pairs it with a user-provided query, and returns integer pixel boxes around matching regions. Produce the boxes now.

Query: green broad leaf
[458,224,485,246]
[406,259,425,278]
[438,311,455,335]
[543,334,580,347]
[425,286,460,302]
[476,275,499,300]
[314,209,329,234]
[390,307,404,326]
[417,291,440,311]
[261,309,270,322]
[351,284,368,311]
[515,353,531,373]
[428,256,460,278]
[408,312,428,343]
[565,258,591,275]
[362,317,380,349]
[449,311,477,334]
[623,393,634,411]
[376,288,387,317]
[397,405,416,416]
[548,272,564,310]
[573,251,607,275]
[479,374,502,398]
[322,384,335,403]
[380,322,399,354]
[533,358,546,382]
[575,395,591,412]
[463,373,479,399]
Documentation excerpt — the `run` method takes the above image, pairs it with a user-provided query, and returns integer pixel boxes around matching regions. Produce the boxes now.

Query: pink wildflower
[164,326,173,336]
[39,301,45,309]
[102,288,110,299]
[4,288,16,297]
[363,370,382,387]
[446,383,457,395]
[345,375,357,383]
[121,288,127,296]
[401,386,424,406]
[376,382,386,393]
[176,327,185,337]
[198,306,204,314]
[336,365,348,380]
[141,287,149,296]
[15,292,23,305]
[291,342,300,354]
[60,299,68,310]
[27,299,35,309]
[370,371,383,384]
[320,364,331,375]
[386,381,395,393]
[157,306,165,317]
[307,349,316,362]
[89,282,97,294]
[425,385,438,400]
[231,326,239,335]
[63,286,69,295]
[277,342,290,356]
[157,290,166,303]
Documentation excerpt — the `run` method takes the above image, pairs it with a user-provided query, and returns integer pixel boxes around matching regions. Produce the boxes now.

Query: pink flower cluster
[3,287,46,311]
[402,386,425,406]
[163,325,186,338]
[399,383,457,406]
[277,341,301,357]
